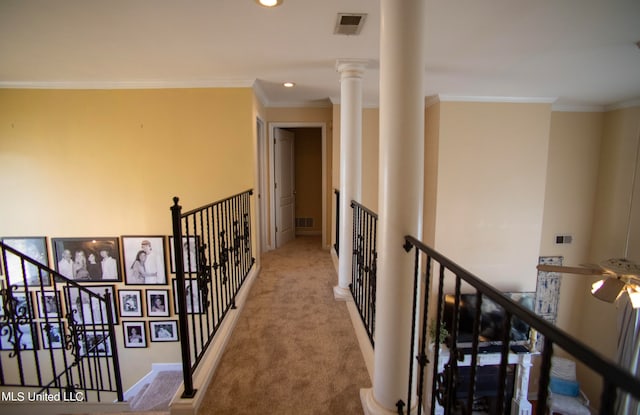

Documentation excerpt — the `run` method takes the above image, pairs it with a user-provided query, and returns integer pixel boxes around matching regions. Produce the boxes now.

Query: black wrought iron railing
[170,189,255,398]
[334,189,340,257]
[0,242,123,402]
[350,200,377,347]
[399,235,640,415]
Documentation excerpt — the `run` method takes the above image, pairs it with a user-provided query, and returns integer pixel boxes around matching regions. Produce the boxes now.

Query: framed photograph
[1,236,50,287]
[172,278,203,314]
[4,291,34,319]
[123,321,147,348]
[149,320,178,342]
[65,285,118,325]
[52,237,122,282]
[169,236,199,273]
[36,290,62,318]
[41,322,65,349]
[118,289,143,317]
[0,323,38,350]
[146,289,170,317]
[121,236,167,285]
[78,330,112,357]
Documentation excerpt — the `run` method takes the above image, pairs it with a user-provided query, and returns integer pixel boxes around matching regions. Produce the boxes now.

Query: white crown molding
[605,98,640,111]
[551,104,605,113]
[327,96,378,109]
[0,80,255,90]
[265,99,332,109]
[436,94,557,104]
[252,80,270,108]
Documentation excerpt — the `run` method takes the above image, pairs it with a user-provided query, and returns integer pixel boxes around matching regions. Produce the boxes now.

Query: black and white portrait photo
[122,236,167,285]
[37,291,61,318]
[123,321,147,348]
[149,320,178,342]
[41,322,64,349]
[172,279,202,314]
[169,236,198,273]
[147,289,169,317]
[0,323,38,351]
[53,237,122,282]
[118,289,143,317]
[79,330,112,357]
[1,237,50,287]
[65,285,118,325]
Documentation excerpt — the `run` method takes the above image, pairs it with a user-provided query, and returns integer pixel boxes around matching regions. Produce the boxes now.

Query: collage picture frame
[0,232,205,355]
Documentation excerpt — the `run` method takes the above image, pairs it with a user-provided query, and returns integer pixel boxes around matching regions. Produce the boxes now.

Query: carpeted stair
[129,370,182,412]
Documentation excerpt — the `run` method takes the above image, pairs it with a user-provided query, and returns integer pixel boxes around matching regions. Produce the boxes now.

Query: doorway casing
[265,122,327,251]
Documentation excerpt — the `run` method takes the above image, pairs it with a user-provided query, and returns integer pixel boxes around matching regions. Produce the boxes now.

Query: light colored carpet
[198,236,370,415]
[130,370,182,411]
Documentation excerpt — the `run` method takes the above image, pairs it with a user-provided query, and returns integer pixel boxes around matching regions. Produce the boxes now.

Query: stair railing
[334,189,340,257]
[0,242,123,402]
[399,235,640,415]
[170,189,255,399]
[350,200,377,347]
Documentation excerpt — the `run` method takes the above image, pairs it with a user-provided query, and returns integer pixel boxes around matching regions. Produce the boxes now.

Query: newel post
[171,197,197,399]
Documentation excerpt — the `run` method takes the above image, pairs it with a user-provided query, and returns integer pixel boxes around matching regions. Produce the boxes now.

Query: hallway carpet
[198,236,370,415]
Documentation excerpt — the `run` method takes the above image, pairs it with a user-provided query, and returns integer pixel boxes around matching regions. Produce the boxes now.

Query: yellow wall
[578,105,640,404]
[362,108,380,211]
[423,102,440,248]
[0,87,256,391]
[434,101,552,291]
[539,111,604,336]
[292,127,322,234]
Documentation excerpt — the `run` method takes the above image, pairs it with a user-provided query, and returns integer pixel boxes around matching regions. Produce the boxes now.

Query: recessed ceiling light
[256,0,283,7]
[283,82,295,88]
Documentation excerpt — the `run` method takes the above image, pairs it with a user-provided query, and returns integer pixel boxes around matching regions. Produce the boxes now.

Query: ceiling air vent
[334,13,367,36]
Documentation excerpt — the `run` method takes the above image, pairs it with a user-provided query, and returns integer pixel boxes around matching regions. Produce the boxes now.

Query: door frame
[267,122,327,251]
[256,117,268,254]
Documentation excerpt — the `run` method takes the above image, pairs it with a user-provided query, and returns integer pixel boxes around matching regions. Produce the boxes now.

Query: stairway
[128,370,182,412]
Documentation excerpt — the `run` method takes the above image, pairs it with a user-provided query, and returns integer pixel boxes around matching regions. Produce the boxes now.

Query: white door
[274,128,295,247]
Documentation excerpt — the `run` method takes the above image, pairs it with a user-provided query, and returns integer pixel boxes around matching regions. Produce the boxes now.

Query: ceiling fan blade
[536,264,607,275]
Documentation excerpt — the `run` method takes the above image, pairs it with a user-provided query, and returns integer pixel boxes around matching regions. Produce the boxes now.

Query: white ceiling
[1,0,639,109]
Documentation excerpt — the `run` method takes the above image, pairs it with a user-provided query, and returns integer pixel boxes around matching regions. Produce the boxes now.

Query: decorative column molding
[334,58,368,301]
[361,0,426,413]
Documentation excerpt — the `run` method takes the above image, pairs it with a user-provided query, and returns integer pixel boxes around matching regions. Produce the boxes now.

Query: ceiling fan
[537,258,640,308]
[539,135,640,308]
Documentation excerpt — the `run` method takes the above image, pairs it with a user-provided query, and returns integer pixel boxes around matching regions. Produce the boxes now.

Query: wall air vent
[334,13,367,36]
[296,218,314,228]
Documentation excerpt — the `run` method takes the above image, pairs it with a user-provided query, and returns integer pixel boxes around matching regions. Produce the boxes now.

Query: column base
[361,388,415,415]
[333,285,352,301]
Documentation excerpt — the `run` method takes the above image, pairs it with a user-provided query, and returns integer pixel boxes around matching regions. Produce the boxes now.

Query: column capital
[335,59,369,79]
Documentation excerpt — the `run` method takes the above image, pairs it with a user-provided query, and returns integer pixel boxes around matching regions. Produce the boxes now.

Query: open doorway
[267,123,326,250]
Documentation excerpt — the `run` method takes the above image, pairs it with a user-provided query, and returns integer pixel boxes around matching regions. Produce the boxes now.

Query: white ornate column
[361,0,426,413]
[334,59,367,300]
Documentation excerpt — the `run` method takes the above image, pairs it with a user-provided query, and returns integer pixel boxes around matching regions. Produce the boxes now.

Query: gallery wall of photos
[0,235,194,351]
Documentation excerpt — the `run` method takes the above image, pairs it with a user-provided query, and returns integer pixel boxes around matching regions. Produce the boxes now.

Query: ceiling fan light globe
[627,286,640,309]
[591,277,626,303]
